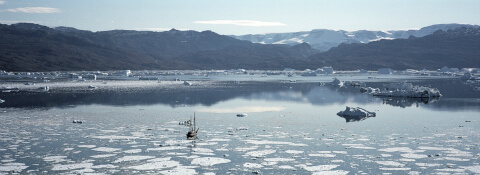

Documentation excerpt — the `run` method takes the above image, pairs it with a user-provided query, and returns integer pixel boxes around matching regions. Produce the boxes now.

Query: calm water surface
[0,75,479,174]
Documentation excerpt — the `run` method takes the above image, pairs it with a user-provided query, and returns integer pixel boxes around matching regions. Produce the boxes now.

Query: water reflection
[249,85,375,105]
[338,115,375,123]
[0,80,479,112]
[378,97,440,108]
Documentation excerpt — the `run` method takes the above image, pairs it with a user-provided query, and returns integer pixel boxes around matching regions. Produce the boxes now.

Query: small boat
[236,113,248,117]
[88,85,97,89]
[183,81,192,86]
[186,113,199,139]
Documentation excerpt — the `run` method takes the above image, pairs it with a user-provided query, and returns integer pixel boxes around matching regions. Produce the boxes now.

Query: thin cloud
[0,20,42,24]
[193,20,286,27]
[0,1,6,5]
[7,7,60,13]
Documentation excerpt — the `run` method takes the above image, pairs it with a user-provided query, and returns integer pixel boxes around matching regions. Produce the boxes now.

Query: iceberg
[372,82,441,98]
[337,106,376,117]
[332,78,343,86]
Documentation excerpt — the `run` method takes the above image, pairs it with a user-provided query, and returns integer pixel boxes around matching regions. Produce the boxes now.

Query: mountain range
[0,23,479,72]
[232,24,478,52]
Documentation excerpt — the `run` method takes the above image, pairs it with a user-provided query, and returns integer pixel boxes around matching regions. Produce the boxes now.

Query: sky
[0,0,479,35]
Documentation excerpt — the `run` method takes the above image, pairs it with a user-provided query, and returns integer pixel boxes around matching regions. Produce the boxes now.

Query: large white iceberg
[372,82,441,98]
[337,106,376,117]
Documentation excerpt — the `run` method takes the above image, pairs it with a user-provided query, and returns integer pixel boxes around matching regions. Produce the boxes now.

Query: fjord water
[0,76,479,174]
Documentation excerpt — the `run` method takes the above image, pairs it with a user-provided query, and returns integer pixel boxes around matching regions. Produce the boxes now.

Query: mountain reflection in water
[1,79,479,112]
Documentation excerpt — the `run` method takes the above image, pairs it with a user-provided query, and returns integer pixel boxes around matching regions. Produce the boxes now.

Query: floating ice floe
[285,150,304,154]
[51,162,93,171]
[77,145,96,148]
[264,158,295,162]
[123,149,142,154]
[400,153,428,159]
[147,146,188,151]
[191,157,231,166]
[296,164,340,172]
[43,156,69,163]
[375,161,405,167]
[336,106,376,118]
[192,148,215,155]
[91,147,121,153]
[159,167,197,175]
[378,147,413,153]
[245,149,276,158]
[341,143,376,150]
[372,82,442,98]
[308,153,336,157]
[244,140,307,146]
[127,160,181,170]
[91,154,116,158]
[0,162,29,172]
[113,155,155,163]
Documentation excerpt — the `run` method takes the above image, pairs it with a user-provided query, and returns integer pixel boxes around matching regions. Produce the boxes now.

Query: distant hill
[0,23,479,71]
[0,23,317,71]
[307,26,480,70]
[231,24,478,52]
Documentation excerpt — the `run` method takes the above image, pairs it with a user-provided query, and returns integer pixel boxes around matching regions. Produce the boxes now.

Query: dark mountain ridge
[0,23,317,71]
[0,23,479,71]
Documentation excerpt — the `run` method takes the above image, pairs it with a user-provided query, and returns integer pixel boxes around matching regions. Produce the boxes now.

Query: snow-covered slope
[231,24,477,52]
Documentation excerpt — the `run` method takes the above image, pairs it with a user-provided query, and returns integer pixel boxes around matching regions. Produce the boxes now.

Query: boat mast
[193,112,196,131]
